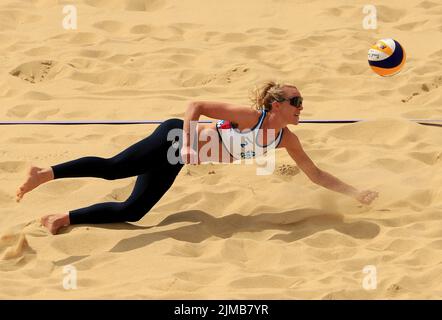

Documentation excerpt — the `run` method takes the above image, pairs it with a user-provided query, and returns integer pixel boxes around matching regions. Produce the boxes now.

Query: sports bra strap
[255,109,267,130]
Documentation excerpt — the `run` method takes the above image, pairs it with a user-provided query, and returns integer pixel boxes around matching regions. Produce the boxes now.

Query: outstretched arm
[282,129,379,205]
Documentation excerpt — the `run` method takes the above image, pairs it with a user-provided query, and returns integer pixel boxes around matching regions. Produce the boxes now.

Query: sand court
[1,0,441,299]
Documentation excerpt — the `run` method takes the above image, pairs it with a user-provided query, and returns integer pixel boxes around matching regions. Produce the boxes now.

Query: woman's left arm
[312,170,380,205]
[282,129,379,205]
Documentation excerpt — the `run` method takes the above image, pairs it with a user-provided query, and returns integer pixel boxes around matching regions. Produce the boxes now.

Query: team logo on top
[217,120,233,129]
[241,151,256,159]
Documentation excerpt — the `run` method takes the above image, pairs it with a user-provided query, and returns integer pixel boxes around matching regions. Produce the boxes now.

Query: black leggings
[51,118,185,225]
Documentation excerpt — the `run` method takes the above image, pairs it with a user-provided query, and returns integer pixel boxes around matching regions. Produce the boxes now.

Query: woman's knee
[120,202,152,222]
[101,158,124,180]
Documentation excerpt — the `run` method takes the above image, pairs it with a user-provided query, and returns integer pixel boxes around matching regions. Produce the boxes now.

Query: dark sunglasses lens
[290,97,303,107]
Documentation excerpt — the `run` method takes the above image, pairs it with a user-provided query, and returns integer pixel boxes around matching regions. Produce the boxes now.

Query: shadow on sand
[95,208,381,253]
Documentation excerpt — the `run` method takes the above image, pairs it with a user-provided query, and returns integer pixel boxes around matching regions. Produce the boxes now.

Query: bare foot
[40,213,70,235]
[16,166,53,203]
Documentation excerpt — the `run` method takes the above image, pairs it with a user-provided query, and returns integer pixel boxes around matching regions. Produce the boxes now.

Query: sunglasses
[278,96,304,108]
[278,96,303,108]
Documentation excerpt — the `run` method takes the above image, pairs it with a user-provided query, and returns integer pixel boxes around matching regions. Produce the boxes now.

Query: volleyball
[368,38,406,76]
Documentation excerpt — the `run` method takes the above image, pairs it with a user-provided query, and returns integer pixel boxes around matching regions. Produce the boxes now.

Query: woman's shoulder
[276,127,296,149]
[197,101,259,124]
[216,106,263,129]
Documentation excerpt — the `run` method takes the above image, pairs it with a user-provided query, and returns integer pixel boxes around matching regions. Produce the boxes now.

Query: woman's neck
[261,110,285,133]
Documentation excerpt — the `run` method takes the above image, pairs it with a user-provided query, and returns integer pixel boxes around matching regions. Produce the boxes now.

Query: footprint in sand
[86,0,166,12]
[33,107,60,120]
[395,20,427,31]
[92,20,124,33]
[127,0,166,12]
[319,5,353,18]
[401,76,442,103]
[0,160,27,173]
[130,24,152,34]
[6,104,60,120]
[9,60,55,84]
[416,0,441,9]
[376,5,407,23]
[274,164,300,177]
[6,104,36,118]
[179,65,250,87]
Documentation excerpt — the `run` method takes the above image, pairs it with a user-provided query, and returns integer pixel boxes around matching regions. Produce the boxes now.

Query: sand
[0,0,441,299]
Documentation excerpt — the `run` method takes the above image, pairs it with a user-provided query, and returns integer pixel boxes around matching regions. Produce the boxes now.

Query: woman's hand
[180,146,199,165]
[354,190,379,205]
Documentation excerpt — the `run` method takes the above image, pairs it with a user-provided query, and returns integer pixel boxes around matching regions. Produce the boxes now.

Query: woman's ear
[271,100,281,112]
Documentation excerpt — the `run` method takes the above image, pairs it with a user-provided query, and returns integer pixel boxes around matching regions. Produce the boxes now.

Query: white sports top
[215,109,284,160]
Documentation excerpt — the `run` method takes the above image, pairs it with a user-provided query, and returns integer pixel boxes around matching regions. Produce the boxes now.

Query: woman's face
[279,87,303,125]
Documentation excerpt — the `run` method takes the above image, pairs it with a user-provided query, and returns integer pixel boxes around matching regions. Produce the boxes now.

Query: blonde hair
[250,81,297,111]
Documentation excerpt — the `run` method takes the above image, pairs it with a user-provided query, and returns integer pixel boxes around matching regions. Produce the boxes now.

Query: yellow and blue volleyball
[368,38,406,76]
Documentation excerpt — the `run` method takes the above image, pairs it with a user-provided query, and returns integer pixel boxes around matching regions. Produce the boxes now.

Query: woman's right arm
[191,100,257,122]
[183,102,201,149]
[183,100,257,141]
[182,101,257,164]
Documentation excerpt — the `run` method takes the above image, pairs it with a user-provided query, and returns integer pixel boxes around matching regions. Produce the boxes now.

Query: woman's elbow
[188,101,202,109]
[186,101,202,115]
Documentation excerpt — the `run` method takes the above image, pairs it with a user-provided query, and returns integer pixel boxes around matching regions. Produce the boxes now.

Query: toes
[16,188,23,197]
[15,186,28,202]
[15,191,23,202]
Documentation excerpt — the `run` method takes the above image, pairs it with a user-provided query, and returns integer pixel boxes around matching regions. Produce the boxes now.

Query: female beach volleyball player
[16,82,379,234]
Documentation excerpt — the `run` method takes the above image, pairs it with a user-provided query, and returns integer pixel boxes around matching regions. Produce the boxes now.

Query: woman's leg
[16,118,184,201]
[51,118,183,180]
[41,161,183,233]
[69,161,183,224]
[40,118,185,234]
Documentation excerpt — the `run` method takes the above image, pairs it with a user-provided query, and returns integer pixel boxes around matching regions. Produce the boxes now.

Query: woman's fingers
[180,147,199,165]
[358,190,379,204]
